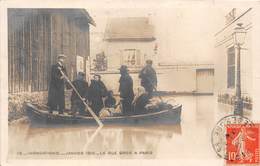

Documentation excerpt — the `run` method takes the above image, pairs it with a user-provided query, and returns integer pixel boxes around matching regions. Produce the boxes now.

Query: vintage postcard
[1,0,260,166]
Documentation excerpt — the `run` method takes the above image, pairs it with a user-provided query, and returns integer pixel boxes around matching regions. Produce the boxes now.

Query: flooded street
[8,96,239,159]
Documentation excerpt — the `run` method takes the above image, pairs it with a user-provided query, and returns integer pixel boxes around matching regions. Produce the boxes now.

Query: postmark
[211,115,254,160]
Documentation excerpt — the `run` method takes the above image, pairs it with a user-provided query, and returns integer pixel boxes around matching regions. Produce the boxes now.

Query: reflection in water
[9,96,244,159]
[83,125,103,151]
[9,123,181,159]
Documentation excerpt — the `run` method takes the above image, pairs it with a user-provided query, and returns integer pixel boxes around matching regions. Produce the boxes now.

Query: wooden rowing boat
[25,102,182,125]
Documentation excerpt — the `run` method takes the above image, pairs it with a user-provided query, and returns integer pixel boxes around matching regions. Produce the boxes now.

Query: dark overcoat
[47,63,67,111]
[66,79,89,114]
[139,65,157,93]
[70,79,89,102]
[119,73,134,114]
[88,80,108,115]
[104,96,116,108]
[133,93,150,112]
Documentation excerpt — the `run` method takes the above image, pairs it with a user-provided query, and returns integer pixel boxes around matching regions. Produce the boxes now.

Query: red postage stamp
[226,124,260,164]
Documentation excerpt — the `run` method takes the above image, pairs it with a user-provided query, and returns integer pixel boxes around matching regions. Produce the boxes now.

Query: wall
[91,67,205,95]
[196,69,214,93]
[157,68,196,92]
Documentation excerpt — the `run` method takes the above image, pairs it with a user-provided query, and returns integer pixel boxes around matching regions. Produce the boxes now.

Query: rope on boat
[58,67,104,127]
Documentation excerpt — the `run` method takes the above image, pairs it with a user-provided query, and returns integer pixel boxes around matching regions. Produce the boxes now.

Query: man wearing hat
[119,65,134,115]
[139,59,157,96]
[68,72,89,116]
[47,54,67,114]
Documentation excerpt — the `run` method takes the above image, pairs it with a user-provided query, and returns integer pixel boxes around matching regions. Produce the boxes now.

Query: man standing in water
[47,54,67,114]
[139,59,157,97]
[119,65,134,115]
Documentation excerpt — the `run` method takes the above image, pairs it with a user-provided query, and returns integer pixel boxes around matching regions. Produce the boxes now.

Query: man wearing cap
[68,72,89,116]
[47,54,67,114]
[119,65,134,115]
[139,59,157,96]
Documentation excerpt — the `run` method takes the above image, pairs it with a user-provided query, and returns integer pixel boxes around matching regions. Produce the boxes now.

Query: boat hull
[25,103,182,125]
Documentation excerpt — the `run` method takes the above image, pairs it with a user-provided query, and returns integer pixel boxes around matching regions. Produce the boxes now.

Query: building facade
[8,9,95,93]
[103,17,157,71]
[215,8,253,110]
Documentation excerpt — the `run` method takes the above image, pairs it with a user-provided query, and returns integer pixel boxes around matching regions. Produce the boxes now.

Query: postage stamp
[226,124,259,164]
[211,115,254,160]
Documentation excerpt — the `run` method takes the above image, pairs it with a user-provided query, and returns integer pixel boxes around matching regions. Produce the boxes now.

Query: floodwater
[8,96,247,159]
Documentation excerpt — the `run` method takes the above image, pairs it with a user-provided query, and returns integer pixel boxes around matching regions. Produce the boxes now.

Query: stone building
[103,17,157,71]
[214,8,253,110]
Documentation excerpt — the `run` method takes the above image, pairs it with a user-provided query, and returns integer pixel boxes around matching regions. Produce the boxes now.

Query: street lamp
[232,23,247,116]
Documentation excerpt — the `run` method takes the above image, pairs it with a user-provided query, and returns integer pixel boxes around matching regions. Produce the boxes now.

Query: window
[122,49,141,67]
[227,46,235,88]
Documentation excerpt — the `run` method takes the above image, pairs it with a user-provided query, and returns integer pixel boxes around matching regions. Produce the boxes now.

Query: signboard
[76,55,84,73]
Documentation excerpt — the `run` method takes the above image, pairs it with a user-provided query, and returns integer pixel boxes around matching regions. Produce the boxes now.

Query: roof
[104,17,155,42]
[8,8,96,26]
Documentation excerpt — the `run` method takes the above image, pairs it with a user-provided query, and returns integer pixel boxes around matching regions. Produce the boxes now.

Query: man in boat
[132,87,150,113]
[104,90,116,108]
[139,59,157,97]
[47,54,67,114]
[68,72,89,116]
[119,65,134,115]
[88,74,108,115]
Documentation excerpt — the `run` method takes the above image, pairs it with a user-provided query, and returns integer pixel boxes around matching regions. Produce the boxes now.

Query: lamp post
[232,23,247,116]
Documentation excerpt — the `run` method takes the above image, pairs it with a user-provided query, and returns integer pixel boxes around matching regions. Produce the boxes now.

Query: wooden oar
[58,68,103,127]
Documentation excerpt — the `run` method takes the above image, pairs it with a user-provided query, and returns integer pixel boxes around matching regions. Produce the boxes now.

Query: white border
[1,1,260,166]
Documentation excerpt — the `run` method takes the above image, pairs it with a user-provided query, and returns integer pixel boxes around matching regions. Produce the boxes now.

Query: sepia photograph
[1,1,260,165]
